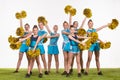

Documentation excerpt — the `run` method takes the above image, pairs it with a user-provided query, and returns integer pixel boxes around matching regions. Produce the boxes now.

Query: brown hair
[88,19,93,24]
[33,25,38,29]
[63,21,68,25]
[70,25,74,29]
[73,21,78,25]
[54,25,58,27]
[24,23,30,27]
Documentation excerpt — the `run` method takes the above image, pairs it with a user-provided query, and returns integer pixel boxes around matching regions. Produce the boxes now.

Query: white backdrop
[0,0,120,68]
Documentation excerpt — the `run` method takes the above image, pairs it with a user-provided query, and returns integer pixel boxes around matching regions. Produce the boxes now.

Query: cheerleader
[61,21,70,75]
[70,17,87,74]
[66,25,88,77]
[84,19,110,75]
[19,25,43,78]
[33,22,49,75]
[45,24,60,73]
[13,19,32,73]
[61,14,72,75]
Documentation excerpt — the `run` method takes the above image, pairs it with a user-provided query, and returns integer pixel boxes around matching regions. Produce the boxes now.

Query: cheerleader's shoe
[98,71,103,75]
[84,71,88,75]
[61,71,67,75]
[38,73,43,78]
[66,73,70,77]
[78,73,81,77]
[25,73,30,78]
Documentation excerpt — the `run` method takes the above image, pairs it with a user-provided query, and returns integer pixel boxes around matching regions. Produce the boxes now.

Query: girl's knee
[88,57,92,62]
[95,57,99,62]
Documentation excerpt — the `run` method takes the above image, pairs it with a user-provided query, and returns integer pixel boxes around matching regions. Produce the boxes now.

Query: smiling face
[53,25,58,32]
[24,23,30,31]
[33,25,38,35]
[38,22,44,30]
[70,25,75,34]
[73,21,78,28]
[88,20,93,29]
[63,21,69,29]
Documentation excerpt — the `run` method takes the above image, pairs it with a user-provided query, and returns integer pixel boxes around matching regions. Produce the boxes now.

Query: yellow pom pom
[100,42,111,49]
[78,28,87,36]
[105,42,111,48]
[85,39,92,49]
[16,42,21,49]
[64,5,72,14]
[10,44,17,50]
[70,8,76,16]
[15,12,21,19]
[78,39,92,51]
[77,29,86,41]
[78,44,85,51]
[34,49,40,56]
[8,35,19,44]
[88,32,98,43]
[16,27,25,37]
[8,35,13,43]
[43,20,48,25]
[83,8,92,18]
[43,38,48,43]
[26,38,31,46]
[38,16,45,23]
[9,42,21,50]
[37,16,47,25]
[27,49,40,58]
[12,37,19,43]
[27,50,33,57]
[21,10,27,18]
[108,19,119,30]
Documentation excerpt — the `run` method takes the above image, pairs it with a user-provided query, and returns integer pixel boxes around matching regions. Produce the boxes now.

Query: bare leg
[76,53,81,73]
[67,53,74,73]
[26,54,33,72]
[71,55,74,69]
[27,58,35,74]
[80,51,83,70]
[48,54,52,72]
[63,51,69,72]
[36,56,42,73]
[86,51,93,73]
[54,54,59,73]
[15,52,24,71]
[95,51,100,72]
[41,54,47,71]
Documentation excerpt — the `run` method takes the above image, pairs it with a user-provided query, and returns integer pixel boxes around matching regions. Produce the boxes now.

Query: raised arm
[98,38,104,43]
[68,14,72,28]
[20,19,23,27]
[96,23,110,32]
[68,35,82,44]
[45,25,51,34]
[79,17,87,29]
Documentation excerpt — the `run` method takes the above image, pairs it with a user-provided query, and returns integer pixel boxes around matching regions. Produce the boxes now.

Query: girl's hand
[107,23,111,26]
[88,37,92,39]
[32,48,35,53]
[81,42,86,46]
[15,41,20,44]
[19,38,23,42]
